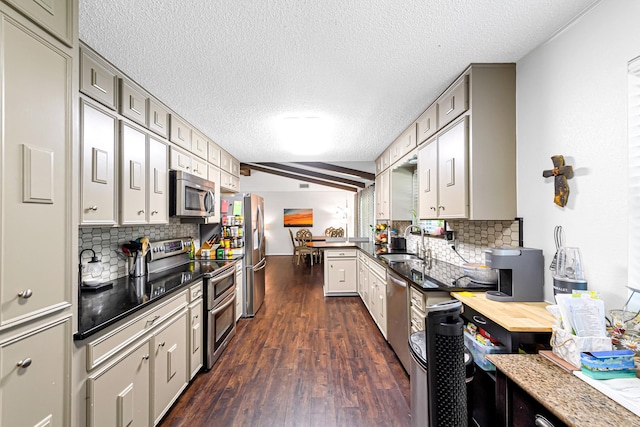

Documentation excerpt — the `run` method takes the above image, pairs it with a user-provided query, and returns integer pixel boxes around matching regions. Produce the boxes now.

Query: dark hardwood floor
[160,255,411,427]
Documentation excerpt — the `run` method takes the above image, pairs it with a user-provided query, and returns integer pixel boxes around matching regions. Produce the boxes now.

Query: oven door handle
[211,291,236,315]
[209,268,235,283]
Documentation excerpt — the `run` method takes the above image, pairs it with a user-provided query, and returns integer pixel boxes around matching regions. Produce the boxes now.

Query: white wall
[240,171,356,255]
[516,0,640,309]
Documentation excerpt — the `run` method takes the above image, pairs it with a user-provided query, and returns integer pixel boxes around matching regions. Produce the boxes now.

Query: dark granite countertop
[74,257,239,341]
[355,242,495,293]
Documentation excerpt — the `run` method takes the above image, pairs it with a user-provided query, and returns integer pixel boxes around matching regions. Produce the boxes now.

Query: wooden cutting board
[451,292,555,332]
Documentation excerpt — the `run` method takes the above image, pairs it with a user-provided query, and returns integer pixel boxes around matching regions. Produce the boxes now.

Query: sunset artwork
[283,208,313,227]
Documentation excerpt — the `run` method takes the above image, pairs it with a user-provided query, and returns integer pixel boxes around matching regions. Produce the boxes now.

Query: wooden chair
[335,227,345,237]
[294,229,316,265]
[288,229,300,264]
[324,227,335,236]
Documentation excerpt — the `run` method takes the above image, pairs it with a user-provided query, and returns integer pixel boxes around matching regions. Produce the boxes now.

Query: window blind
[358,185,375,240]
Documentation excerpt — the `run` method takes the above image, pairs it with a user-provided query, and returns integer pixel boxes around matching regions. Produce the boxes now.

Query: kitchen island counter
[488,353,639,426]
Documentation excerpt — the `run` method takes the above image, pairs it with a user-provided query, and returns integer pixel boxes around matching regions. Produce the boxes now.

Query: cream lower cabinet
[87,340,151,427]
[368,262,387,338]
[324,249,358,295]
[1,316,72,427]
[188,281,203,380]
[152,309,189,425]
[235,261,244,320]
[357,252,369,305]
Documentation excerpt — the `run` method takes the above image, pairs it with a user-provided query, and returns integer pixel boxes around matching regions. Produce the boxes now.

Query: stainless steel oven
[204,263,237,370]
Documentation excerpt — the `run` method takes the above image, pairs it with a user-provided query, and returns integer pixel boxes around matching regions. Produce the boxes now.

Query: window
[627,55,640,309]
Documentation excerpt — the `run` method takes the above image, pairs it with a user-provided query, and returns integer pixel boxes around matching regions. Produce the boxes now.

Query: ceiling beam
[242,163,358,192]
[257,162,365,188]
[294,162,375,181]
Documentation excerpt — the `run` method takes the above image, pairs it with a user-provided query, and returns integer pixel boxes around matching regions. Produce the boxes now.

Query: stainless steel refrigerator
[222,193,266,316]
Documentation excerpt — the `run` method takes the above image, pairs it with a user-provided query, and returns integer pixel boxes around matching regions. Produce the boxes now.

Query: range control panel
[148,237,192,262]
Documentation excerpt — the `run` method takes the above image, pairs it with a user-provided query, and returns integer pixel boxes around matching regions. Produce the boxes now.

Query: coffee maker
[484,247,544,302]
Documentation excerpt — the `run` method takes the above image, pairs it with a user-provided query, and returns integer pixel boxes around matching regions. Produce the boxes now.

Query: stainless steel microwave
[169,170,216,217]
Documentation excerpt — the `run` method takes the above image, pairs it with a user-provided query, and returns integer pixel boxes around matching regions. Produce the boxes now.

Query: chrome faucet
[404,225,432,267]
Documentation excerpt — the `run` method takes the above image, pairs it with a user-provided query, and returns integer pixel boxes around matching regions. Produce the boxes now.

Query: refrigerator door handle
[250,258,267,272]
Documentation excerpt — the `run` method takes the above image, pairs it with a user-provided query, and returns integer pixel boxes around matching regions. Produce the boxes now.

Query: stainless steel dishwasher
[387,269,410,373]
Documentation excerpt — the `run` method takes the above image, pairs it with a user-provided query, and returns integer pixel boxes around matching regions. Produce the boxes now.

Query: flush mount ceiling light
[277,117,329,156]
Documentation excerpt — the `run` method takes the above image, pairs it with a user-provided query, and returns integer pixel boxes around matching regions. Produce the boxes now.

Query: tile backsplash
[394,219,521,266]
[79,218,199,282]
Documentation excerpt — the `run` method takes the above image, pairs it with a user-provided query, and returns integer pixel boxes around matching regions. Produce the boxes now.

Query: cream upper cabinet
[230,157,240,177]
[207,141,221,167]
[3,0,75,46]
[418,118,468,219]
[119,78,148,127]
[148,137,169,224]
[169,115,192,151]
[389,124,416,166]
[437,75,468,130]
[1,316,72,427]
[120,122,147,225]
[169,146,192,174]
[375,169,390,220]
[417,64,516,220]
[153,310,189,425]
[418,138,438,218]
[80,99,118,226]
[375,148,390,174]
[148,98,170,139]
[191,129,208,160]
[416,104,438,145]
[220,150,232,173]
[191,156,208,179]
[80,46,118,110]
[436,118,468,218]
[0,8,73,328]
[220,170,239,192]
[87,339,151,427]
[207,165,221,223]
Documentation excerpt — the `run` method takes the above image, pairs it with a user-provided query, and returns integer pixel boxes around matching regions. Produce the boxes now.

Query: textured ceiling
[79,0,599,162]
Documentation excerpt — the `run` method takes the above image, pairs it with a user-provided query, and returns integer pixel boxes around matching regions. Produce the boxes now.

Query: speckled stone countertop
[488,354,640,426]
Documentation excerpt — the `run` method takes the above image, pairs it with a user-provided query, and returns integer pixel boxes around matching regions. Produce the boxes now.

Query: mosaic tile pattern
[393,219,520,266]
[78,218,199,281]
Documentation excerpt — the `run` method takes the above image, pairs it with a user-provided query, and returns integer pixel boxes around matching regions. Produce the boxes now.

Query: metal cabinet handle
[472,315,487,325]
[430,206,436,211]
[151,210,158,215]
[535,415,555,427]
[18,289,33,299]
[438,205,445,211]
[142,354,150,360]
[17,358,32,368]
[89,205,98,211]
[138,209,145,214]
[146,315,160,325]
[158,341,166,348]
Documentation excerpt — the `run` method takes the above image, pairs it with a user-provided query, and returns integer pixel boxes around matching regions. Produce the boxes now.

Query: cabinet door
[0,12,72,327]
[418,139,438,219]
[368,270,379,318]
[1,317,71,427]
[207,165,221,224]
[191,156,208,179]
[437,118,468,218]
[191,130,208,160]
[148,98,169,139]
[398,125,416,159]
[148,137,168,224]
[230,158,240,177]
[169,145,192,173]
[437,75,468,130]
[207,141,221,167]
[377,279,387,337]
[235,262,244,320]
[169,116,192,150]
[3,0,74,46]
[80,99,118,226]
[220,150,232,173]
[326,259,357,293]
[119,78,148,127]
[80,47,117,110]
[188,299,203,380]
[220,170,234,192]
[417,104,437,145]
[153,310,188,424]
[87,340,151,427]
[120,122,147,225]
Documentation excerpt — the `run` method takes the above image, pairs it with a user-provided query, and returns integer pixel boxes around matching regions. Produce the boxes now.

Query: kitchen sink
[380,253,422,262]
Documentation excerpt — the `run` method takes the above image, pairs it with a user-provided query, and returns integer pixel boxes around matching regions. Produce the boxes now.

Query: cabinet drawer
[325,249,357,258]
[417,104,437,144]
[80,48,118,110]
[119,78,148,127]
[409,286,426,312]
[437,75,468,130]
[147,99,169,139]
[86,292,188,370]
[369,261,386,280]
[189,282,203,302]
[410,305,426,330]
